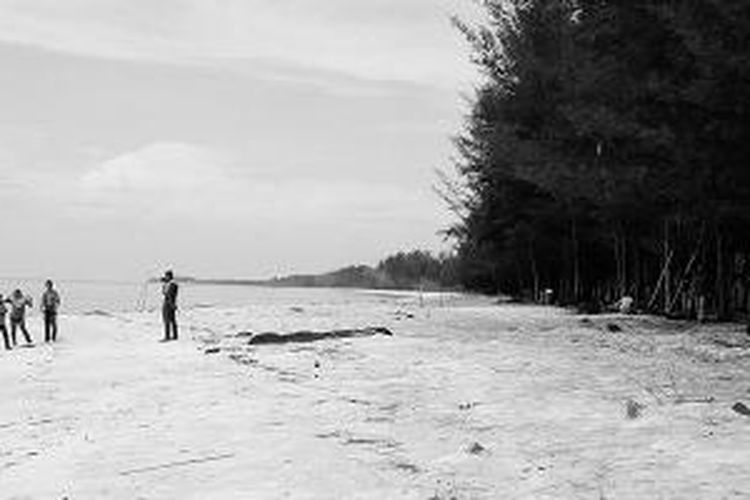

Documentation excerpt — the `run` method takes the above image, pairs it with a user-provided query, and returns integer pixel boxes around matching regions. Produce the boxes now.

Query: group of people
[1,271,178,351]
[1,280,61,350]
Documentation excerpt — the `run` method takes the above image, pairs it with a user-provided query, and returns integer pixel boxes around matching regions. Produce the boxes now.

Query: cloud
[75,141,441,224]
[80,142,227,192]
[77,142,241,219]
[1,139,452,278]
[0,2,466,277]
[0,0,483,88]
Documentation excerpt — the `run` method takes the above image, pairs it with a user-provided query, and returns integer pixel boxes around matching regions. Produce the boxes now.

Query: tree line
[442,0,750,318]
[259,251,461,291]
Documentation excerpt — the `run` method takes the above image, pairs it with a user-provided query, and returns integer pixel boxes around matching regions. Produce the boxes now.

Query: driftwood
[674,395,715,404]
[119,453,235,476]
[247,327,393,345]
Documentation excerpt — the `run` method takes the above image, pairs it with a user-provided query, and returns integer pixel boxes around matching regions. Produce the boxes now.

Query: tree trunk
[648,249,674,311]
[621,232,628,297]
[608,229,622,300]
[634,240,642,305]
[663,218,671,314]
[529,240,540,303]
[613,227,628,299]
[715,230,730,320]
[572,217,580,303]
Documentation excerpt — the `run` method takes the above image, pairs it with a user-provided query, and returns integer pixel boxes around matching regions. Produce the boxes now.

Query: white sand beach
[2,295,750,499]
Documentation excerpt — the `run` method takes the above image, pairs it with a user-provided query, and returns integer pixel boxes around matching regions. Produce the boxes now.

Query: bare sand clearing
[1,297,750,499]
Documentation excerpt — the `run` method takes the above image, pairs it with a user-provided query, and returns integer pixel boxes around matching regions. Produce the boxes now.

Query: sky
[0,0,483,281]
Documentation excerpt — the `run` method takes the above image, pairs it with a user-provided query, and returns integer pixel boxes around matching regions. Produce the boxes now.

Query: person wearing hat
[161,270,179,341]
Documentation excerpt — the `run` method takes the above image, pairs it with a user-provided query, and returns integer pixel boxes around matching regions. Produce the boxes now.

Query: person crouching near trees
[0,294,11,351]
[7,289,33,346]
[161,270,179,342]
[41,280,61,342]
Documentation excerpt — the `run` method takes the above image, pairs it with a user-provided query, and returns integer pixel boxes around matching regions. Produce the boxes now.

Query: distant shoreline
[174,278,463,294]
[147,276,462,293]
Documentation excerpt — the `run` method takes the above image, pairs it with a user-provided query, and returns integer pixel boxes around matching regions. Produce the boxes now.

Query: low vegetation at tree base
[441,0,750,319]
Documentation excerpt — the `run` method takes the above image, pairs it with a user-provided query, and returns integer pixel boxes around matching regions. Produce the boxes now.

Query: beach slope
[1,299,750,499]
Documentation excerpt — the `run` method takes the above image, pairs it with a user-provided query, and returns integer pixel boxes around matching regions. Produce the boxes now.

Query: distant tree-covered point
[442,0,750,319]
[267,250,462,291]
[152,251,462,291]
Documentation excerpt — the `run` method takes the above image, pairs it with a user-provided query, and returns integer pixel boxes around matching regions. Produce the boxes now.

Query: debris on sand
[606,323,623,333]
[674,395,714,404]
[626,399,645,419]
[246,327,393,345]
[393,310,415,320]
[710,334,750,349]
[458,402,479,411]
[732,402,750,417]
[467,442,488,455]
[204,347,221,355]
[393,462,420,474]
[119,452,235,476]
[228,354,257,366]
[83,309,112,317]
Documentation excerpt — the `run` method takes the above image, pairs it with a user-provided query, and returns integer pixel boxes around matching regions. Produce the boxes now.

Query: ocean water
[0,278,443,315]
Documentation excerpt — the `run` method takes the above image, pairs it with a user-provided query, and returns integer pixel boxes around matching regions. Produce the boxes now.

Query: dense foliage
[264,251,460,290]
[446,0,750,318]
[377,250,461,289]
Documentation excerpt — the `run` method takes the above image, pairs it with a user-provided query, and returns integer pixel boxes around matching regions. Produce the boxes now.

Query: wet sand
[1,297,750,499]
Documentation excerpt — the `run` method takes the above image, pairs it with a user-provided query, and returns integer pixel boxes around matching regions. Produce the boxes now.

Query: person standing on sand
[41,280,61,342]
[161,270,179,341]
[0,294,11,350]
[6,289,33,346]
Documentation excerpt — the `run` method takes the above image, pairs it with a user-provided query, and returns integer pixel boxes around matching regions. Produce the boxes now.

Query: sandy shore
[1,297,750,499]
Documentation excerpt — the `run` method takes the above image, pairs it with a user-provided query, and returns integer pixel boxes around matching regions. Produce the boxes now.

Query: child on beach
[6,289,33,346]
[0,294,11,350]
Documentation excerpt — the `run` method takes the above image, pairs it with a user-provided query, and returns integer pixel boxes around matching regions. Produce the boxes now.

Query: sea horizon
[0,277,459,316]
